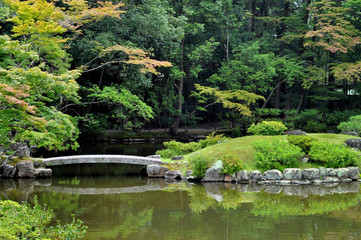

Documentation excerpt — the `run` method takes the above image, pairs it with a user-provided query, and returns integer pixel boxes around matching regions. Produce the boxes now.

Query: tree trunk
[170,40,184,136]
[248,0,256,37]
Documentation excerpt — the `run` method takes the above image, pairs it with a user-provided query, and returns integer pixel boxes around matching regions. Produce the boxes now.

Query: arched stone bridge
[43,155,162,167]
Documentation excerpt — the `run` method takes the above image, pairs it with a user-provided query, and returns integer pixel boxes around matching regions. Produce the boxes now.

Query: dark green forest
[1,0,361,152]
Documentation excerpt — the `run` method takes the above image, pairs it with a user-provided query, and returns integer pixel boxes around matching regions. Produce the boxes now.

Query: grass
[182,134,360,170]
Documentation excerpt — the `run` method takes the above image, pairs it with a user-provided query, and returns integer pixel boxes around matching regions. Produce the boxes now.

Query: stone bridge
[43,154,162,167]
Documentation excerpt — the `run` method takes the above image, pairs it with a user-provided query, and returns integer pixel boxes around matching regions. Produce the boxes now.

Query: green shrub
[220,154,244,175]
[156,133,227,158]
[294,109,327,132]
[199,132,228,148]
[189,154,214,178]
[337,115,361,135]
[253,140,304,171]
[247,121,287,135]
[287,135,319,154]
[0,197,87,240]
[308,142,360,168]
[156,140,202,158]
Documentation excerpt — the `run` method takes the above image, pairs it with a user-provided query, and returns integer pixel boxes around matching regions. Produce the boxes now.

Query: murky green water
[1,177,361,240]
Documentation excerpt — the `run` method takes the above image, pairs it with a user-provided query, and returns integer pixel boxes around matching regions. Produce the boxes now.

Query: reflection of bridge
[43,155,162,167]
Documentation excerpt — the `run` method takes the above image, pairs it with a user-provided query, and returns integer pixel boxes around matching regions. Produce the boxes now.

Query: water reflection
[1,178,361,240]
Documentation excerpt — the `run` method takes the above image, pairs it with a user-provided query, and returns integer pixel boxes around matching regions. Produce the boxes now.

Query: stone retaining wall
[147,162,361,185]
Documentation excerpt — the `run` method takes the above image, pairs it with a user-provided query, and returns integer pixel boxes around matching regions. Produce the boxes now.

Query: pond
[1,177,361,240]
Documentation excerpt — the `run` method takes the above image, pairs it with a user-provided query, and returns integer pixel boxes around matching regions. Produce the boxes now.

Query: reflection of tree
[251,192,361,217]
[117,208,153,239]
[188,185,217,214]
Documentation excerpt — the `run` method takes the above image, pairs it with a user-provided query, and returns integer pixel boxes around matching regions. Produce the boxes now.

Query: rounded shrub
[247,121,287,135]
[220,154,244,175]
[308,142,360,168]
[189,154,214,178]
[287,135,319,154]
[337,115,361,135]
[253,139,304,171]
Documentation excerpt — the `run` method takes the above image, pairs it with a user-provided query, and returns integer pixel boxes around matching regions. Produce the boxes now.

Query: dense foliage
[337,115,361,135]
[253,140,304,171]
[189,154,214,178]
[308,142,360,168]
[287,135,319,154]
[156,133,227,158]
[1,0,361,153]
[0,198,87,239]
[220,154,244,175]
[247,121,287,135]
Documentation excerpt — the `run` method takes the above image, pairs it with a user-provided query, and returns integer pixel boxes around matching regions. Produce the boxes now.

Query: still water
[1,177,361,240]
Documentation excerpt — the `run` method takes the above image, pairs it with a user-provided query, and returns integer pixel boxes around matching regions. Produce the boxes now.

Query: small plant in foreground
[189,154,214,178]
[0,197,87,239]
[287,135,318,154]
[253,139,303,171]
[308,142,360,168]
[220,154,244,175]
[247,121,287,135]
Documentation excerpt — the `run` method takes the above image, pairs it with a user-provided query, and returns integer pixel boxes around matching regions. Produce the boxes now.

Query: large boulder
[202,160,225,182]
[16,161,35,178]
[302,168,320,180]
[283,168,302,180]
[250,171,263,181]
[337,168,350,180]
[264,169,283,180]
[164,170,182,179]
[146,164,169,178]
[236,170,249,182]
[34,168,52,178]
[348,167,360,180]
[2,164,16,178]
[283,130,307,135]
[345,139,361,149]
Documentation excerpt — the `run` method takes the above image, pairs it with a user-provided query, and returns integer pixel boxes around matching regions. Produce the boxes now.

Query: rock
[319,167,327,180]
[204,183,225,202]
[337,168,350,179]
[264,169,283,180]
[348,167,360,180]
[302,168,320,180]
[341,132,359,136]
[171,156,184,161]
[2,164,16,178]
[322,177,340,183]
[292,180,312,185]
[164,170,182,179]
[283,130,307,135]
[186,170,193,177]
[236,170,249,182]
[202,160,225,182]
[33,160,44,168]
[147,155,161,159]
[16,161,35,178]
[279,180,292,185]
[34,168,52,178]
[283,168,302,180]
[326,168,337,177]
[250,170,263,181]
[300,157,309,163]
[342,178,352,183]
[345,139,361,149]
[313,179,322,185]
[146,164,169,178]
[224,174,237,182]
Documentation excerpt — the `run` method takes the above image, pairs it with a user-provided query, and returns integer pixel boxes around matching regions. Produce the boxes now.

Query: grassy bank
[177,134,360,169]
